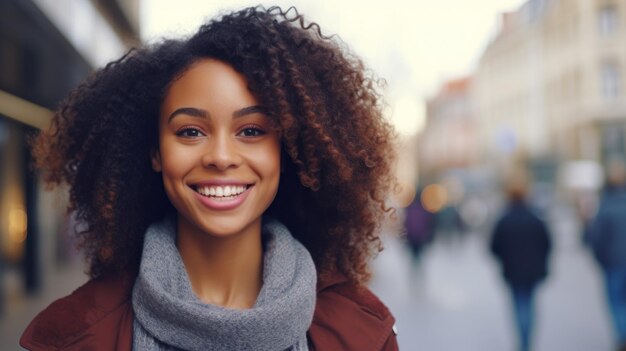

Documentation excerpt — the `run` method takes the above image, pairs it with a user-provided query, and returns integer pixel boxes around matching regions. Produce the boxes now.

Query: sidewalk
[0,261,87,351]
[369,224,613,350]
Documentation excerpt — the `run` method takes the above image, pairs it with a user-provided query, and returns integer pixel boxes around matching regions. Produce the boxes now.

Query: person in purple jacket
[404,188,434,268]
[21,6,399,350]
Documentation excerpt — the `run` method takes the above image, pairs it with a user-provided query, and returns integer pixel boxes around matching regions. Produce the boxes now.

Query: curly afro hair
[32,6,397,285]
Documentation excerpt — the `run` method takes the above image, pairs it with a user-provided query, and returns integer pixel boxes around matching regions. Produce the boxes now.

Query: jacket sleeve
[490,219,503,259]
[380,331,399,351]
[310,278,398,351]
[588,199,610,266]
[541,220,552,257]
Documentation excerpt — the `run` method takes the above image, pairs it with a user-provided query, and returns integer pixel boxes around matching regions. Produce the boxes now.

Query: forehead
[161,59,259,114]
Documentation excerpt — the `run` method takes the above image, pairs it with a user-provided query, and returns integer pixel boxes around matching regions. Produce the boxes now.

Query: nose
[201,132,242,171]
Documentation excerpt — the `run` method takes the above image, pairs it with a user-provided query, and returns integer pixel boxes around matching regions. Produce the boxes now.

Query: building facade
[0,0,139,312]
[419,76,480,184]
[473,0,626,167]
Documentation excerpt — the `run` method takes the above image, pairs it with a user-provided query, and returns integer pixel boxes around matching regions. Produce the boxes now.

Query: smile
[190,183,253,211]
[193,185,249,199]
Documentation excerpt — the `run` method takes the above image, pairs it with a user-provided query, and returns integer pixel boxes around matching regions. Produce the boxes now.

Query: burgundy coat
[20,269,398,350]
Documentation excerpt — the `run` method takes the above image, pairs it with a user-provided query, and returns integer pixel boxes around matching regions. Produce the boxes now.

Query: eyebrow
[167,105,267,123]
[167,107,208,123]
[233,105,267,118]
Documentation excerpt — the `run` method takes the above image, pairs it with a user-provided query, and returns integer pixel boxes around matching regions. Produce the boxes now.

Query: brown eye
[176,128,205,138]
[238,127,266,137]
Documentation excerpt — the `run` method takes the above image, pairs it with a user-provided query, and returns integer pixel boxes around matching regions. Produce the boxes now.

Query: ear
[151,148,162,172]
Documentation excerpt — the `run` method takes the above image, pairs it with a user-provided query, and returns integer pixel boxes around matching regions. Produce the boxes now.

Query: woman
[21,6,398,351]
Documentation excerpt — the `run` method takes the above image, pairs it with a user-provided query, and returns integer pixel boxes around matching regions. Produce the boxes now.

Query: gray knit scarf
[132,216,317,351]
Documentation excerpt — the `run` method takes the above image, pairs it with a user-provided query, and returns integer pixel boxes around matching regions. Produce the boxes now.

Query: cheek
[161,153,184,176]
[266,148,282,205]
[251,142,281,190]
[159,143,194,188]
[158,149,196,214]
[263,144,282,180]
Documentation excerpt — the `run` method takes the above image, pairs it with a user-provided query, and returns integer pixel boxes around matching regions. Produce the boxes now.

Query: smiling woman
[154,59,281,247]
[20,6,398,351]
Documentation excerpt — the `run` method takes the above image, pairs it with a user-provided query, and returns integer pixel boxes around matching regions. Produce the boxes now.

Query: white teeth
[196,185,247,198]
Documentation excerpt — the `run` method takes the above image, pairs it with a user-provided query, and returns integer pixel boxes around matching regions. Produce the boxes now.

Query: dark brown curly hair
[32,6,397,285]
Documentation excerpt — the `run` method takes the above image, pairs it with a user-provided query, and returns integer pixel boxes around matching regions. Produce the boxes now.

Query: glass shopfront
[0,0,91,312]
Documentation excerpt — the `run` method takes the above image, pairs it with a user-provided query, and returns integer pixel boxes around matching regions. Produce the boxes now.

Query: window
[601,62,620,100]
[599,4,618,36]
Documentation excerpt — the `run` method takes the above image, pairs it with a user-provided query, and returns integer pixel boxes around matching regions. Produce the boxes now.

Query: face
[153,59,281,239]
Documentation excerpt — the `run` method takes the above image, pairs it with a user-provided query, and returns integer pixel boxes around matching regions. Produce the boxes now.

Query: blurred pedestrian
[403,188,434,276]
[490,176,552,351]
[588,157,626,351]
[19,6,398,350]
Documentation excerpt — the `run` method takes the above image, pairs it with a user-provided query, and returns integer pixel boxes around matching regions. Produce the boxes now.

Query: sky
[141,0,525,136]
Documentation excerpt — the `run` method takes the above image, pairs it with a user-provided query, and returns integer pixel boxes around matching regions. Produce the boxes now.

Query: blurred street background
[370,206,613,350]
[2,0,626,350]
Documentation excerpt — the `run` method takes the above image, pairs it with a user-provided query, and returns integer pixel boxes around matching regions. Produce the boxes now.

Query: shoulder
[20,269,136,350]
[601,192,626,211]
[309,271,398,351]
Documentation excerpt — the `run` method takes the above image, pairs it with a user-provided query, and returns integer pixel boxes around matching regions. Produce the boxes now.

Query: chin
[193,215,260,239]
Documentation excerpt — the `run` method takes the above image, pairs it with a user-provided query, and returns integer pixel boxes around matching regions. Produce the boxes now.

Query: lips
[189,182,253,210]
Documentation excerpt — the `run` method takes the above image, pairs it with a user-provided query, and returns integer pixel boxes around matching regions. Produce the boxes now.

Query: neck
[176,215,263,309]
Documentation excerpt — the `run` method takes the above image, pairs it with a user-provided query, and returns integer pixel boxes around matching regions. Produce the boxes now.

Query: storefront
[0,0,92,312]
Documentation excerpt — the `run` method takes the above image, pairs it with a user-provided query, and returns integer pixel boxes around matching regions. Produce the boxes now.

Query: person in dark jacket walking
[490,176,552,351]
[20,6,398,350]
[589,158,626,351]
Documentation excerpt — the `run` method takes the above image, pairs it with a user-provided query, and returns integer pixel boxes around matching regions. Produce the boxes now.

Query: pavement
[0,260,87,351]
[369,211,614,351]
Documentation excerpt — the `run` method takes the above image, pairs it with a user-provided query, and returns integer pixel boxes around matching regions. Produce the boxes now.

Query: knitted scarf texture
[132,216,317,351]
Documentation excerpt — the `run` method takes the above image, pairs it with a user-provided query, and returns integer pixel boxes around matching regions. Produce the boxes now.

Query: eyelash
[174,125,267,138]
[176,127,205,138]
[237,124,266,137]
